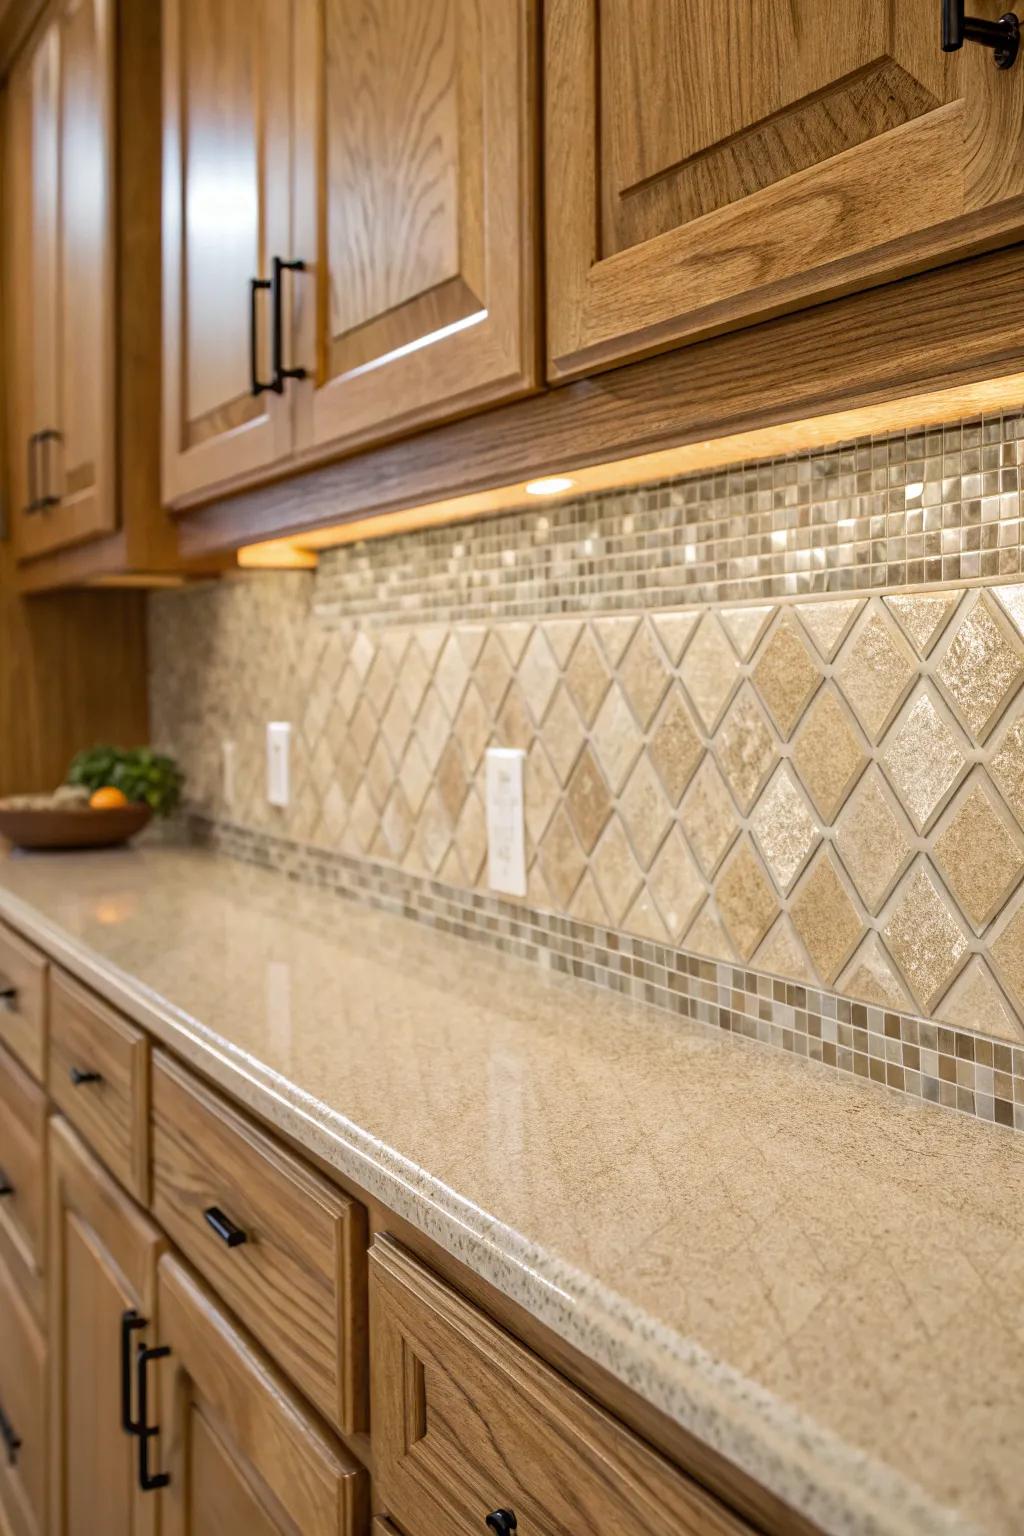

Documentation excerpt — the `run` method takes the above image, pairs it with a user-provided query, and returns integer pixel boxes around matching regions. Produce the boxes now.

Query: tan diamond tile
[538,805,586,908]
[414,687,450,772]
[379,785,413,860]
[349,629,375,681]
[791,687,868,822]
[684,903,737,962]
[834,609,915,742]
[619,754,672,870]
[839,934,913,1010]
[754,916,815,984]
[593,615,639,668]
[680,756,739,876]
[398,736,431,817]
[497,622,531,668]
[518,628,561,725]
[719,604,773,660]
[413,783,452,874]
[591,683,644,792]
[452,790,487,885]
[883,592,960,657]
[395,637,433,716]
[591,816,643,923]
[566,745,612,854]
[569,870,609,927]
[619,620,671,729]
[994,583,1024,641]
[751,613,822,739]
[415,625,447,669]
[649,686,703,804]
[347,780,380,856]
[790,850,865,984]
[475,631,513,714]
[542,618,583,668]
[835,768,913,914]
[526,858,553,910]
[495,681,533,751]
[938,955,1023,1043]
[334,735,363,803]
[454,624,486,668]
[714,839,779,960]
[714,686,777,813]
[646,827,706,943]
[348,697,378,764]
[524,740,560,845]
[939,594,1024,743]
[432,634,469,718]
[379,686,413,763]
[750,765,820,893]
[335,662,362,724]
[680,612,741,732]
[933,778,1024,932]
[437,844,466,887]
[991,710,1024,827]
[540,685,585,785]
[991,897,1024,1013]
[436,739,469,825]
[881,863,970,1011]
[624,889,671,944]
[565,628,611,726]
[880,687,968,832]
[363,647,396,715]
[317,779,348,845]
[452,682,490,771]
[364,736,395,812]
[652,610,701,665]
[793,598,863,661]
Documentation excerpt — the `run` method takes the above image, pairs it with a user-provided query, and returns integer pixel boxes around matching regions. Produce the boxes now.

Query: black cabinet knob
[485,1512,517,1535]
[69,1066,103,1086]
[0,985,18,1012]
[203,1206,248,1248]
[0,1169,13,1197]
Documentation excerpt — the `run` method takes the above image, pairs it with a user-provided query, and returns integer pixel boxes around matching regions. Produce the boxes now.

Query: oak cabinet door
[545,0,1024,380]
[290,0,538,458]
[47,1117,163,1536]
[161,0,293,504]
[0,1254,46,1536]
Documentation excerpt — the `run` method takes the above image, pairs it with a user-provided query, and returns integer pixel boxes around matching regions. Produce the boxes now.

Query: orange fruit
[89,786,128,810]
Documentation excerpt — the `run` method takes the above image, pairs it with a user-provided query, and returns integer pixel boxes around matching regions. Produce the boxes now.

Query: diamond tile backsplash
[151,414,1024,1129]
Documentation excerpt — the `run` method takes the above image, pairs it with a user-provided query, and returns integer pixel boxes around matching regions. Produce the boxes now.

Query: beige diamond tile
[991,710,1024,827]
[714,686,778,813]
[834,768,913,915]
[398,736,431,817]
[714,839,779,960]
[680,756,740,876]
[349,629,375,681]
[883,592,960,657]
[363,647,396,715]
[619,620,671,729]
[646,827,706,943]
[565,628,611,726]
[538,805,586,908]
[680,612,741,732]
[933,778,1024,932]
[347,780,380,856]
[838,934,913,1010]
[335,662,363,724]
[415,625,448,670]
[652,610,701,665]
[524,740,560,845]
[379,686,414,763]
[379,785,413,860]
[317,779,348,845]
[436,739,469,825]
[750,765,820,893]
[333,735,363,803]
[540,685,585,785]
[566,745,612,854]
[452,789,487,885]
[649,686,703,804]
[413,783,452,874]
[751,613,822,739]
[497,622,532,668]
[591,683,644,792]
[348,697,378,765]
[684,903,737,962]
[619,754,672,870]
[791,687,868,822]
[591,816,643,924]
[437,844,466,887]
[395,637,433,716]
[719,604,774,660]
[593,615,640,668]
[475,631,514,715]
[518,628,561,725]
[364,736,395,812]
[936,593,1024,741]
[793,598,863,661]
[414,687,450,772]
[994,583,1024,641]
[881,863,970,1011]
[790,850,865,984]
[569,870,610,927]
[880,687,968,832]
[542,618,583,668]
[754,916,816,984]
[495,681,533,751]
[938,955,1023,1043]
[624,889,671,944]
[452,682,490,771]
[454,624,486,668]
[991,897,1024,1013]
[526,858,553,910]
[834,609,916,742]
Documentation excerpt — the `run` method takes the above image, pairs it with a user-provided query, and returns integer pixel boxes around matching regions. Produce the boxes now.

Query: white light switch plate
[485,747,526,896]
[266,722,291,808]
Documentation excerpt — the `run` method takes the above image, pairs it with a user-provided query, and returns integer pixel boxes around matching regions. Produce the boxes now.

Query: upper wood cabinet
[544,0,1024,380]
[162,0,539,509]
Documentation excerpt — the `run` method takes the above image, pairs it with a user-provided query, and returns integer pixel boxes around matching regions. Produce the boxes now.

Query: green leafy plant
[67,746,185,818]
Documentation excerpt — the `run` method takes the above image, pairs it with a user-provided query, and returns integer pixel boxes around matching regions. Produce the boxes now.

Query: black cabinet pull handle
[69,1066,103,1086]
[203,1205,247,1247]
[25,432,40,514]
[485,1513,517,1535]
[0,1404,20,1467]
[120,1309,147,1434]
[271,256,307,392]
[942,0,1020,65]
[0,1168,13,1197]
[249,276,277,395]
[0,985,18,1013]
[135,1343,170,1491]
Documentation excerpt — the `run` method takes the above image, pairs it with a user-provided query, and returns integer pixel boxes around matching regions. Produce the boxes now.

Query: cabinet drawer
[0,1045,46,1319]
[47,973,149,1202]
[0,1256,46,1536]
[0,925,46,1083]
[370,1239,753,1536]
[151,1051,367,1433]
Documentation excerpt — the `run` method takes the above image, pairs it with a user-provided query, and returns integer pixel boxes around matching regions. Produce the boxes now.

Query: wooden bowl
[0,803,152,850]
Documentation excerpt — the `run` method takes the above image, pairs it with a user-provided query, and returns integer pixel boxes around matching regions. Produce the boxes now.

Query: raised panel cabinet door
[290,0,538,459]
[47,1117,164,1536]
[546,0,1024,380]
[0,1254,46,1536]
[161,0,293,505]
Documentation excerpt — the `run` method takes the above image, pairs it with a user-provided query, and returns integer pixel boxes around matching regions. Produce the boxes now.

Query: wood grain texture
[370,1236,754,1536]
[0,1042,47,1323]
[156,1252,368,1536]
[545,0,1024,379]
[47,970,149,1202]
[150,1050,368,1434]
[178,242,1024,554]
[0,1252,46,1536]
[0,923,47,1083]
[46,1117,163,1536]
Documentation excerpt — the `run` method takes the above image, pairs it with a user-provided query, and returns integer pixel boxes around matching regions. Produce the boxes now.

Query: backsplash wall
[150,413,1024,1129]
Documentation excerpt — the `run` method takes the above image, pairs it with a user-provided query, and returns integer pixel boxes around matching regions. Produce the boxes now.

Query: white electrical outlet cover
[485,747,526,896]
[266,721,291,808]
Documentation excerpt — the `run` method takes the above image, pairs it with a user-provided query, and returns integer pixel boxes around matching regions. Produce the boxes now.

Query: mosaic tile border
[190,815,1024,1134]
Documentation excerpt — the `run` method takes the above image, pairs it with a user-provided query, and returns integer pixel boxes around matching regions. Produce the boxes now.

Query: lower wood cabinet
[0,1043,47,1323]
[0,1253,46,1536]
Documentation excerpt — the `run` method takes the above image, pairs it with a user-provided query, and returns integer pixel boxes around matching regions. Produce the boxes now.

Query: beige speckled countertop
[0,845,1021,1536]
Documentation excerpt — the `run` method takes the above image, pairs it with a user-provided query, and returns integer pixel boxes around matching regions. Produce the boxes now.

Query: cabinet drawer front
[0,1045,47,1311]
[0,925,47,1083]
[370,1239,753,1536]
[47,972,148,1201]
[0,1256,46,1536]
[151,1051,366,1433]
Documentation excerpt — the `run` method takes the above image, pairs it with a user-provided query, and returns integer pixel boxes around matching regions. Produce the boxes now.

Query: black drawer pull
[135,1343,170,1491]
[0,1403,20,1467]
[203,1206,247,1248]
[485,1513,517,1535]
[271,255,307,391]
[24,433,40,514]
[69,1066,103,1086]
[0,1168,13,1197]
[249,275,276,395]
[0,985,18,1012]
[942,0,1020,66]
[120,1309,147,1434]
